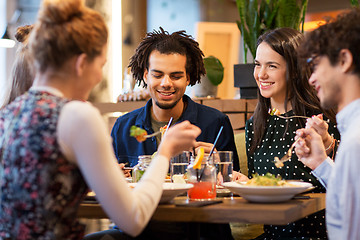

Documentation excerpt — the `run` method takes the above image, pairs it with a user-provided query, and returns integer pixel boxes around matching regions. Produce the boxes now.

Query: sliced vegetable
[130,125,147,142]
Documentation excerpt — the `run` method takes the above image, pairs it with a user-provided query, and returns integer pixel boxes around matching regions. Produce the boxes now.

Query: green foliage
[236,0,308,63]
[203,56,224,86]
[350,0,359,7]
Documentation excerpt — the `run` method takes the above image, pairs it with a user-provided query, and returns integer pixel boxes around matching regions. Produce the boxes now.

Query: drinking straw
[164,117,173,134]
[209,126,223,158]
[199,126,224,181]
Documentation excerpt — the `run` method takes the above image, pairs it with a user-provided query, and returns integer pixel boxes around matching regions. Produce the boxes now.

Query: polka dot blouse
[245,110,340,239]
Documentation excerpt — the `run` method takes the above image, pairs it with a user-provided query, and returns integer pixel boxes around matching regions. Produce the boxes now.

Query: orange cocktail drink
[187,150,217,200]
[188,181,216,200]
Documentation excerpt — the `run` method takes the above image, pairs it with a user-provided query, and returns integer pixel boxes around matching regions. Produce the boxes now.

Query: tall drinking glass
[213,151,233,185]
[170,151,190,183]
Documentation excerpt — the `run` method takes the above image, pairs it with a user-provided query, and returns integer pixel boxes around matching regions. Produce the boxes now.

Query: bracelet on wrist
[325,137,335,151]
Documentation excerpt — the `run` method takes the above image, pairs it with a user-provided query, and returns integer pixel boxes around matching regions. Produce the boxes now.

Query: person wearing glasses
[295,8,360,239]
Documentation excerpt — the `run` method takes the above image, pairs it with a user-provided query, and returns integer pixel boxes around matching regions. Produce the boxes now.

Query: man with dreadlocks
[107,27,237,240]
[111,27,239,172]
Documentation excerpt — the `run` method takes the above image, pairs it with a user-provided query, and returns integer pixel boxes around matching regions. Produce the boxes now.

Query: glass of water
[170,151,190,183]
[213,151,233,185]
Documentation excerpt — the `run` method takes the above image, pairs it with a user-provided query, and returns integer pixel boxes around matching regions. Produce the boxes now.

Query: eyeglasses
[306,55,319,73]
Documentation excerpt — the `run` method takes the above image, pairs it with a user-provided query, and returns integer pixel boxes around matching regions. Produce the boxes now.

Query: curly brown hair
[298,8,360,77]
[128,27,206,87]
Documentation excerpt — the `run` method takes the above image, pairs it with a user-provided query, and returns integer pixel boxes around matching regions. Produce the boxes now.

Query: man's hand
[193,142,215,155]
[158,121,201,160]
[119,163,131,178]
[295,128,328,170]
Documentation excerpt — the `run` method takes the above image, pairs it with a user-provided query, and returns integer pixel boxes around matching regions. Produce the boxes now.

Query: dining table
[78,193,325,225]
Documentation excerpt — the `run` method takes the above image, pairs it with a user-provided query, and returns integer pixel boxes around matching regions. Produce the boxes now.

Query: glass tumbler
[213,151,233,185]
[170,151,190,183]
[186,155,216,200]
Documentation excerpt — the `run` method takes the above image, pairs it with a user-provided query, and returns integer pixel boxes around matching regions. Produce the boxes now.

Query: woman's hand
[305,114,333,152]
[232,171,249,182]
[158,121,201,160]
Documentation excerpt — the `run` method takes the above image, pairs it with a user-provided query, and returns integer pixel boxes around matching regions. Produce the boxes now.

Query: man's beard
[155,97,182,110]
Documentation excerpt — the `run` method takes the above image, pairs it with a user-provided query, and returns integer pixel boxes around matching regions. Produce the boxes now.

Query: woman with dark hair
[245,28,340,239]
[0,0,200,239]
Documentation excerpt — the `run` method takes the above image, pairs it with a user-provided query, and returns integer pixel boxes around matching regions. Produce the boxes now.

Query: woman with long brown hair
[245,27,340,239]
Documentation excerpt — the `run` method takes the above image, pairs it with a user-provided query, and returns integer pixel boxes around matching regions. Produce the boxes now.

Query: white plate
[222,181,313,203]
[128,182,193,203]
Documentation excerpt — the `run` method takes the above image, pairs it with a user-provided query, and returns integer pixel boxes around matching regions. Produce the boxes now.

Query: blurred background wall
[0,0,354,103]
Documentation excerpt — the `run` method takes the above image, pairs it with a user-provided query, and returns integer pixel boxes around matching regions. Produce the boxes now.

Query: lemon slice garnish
[193,148,204,169]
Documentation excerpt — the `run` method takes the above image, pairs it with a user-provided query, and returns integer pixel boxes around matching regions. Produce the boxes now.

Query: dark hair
[29,0,108,73]
[128,27,206,87]
[249,27,336,154]
[298,8,360,77]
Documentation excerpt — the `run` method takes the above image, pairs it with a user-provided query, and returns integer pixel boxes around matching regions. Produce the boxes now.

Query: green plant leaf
[350,0,359,7]
[203,56,224,86]
[235,0,308,61]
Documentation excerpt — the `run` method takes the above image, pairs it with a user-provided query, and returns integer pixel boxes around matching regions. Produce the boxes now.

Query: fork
[275,115,310,120]
[146,117,173,139]
[144,131,161,138]
[274,138,301,168]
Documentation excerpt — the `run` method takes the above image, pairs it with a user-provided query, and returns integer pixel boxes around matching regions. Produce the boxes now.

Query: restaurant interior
[0,0,356,239]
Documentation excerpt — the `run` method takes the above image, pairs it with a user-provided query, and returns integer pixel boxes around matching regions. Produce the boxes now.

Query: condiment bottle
[132,155,152,183]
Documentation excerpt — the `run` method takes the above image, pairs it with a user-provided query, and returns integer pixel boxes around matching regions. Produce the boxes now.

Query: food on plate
[245,173,292,186]
[172,174,187,184]
[274,156,284,168]
[269,108,281,116]
[130,125,147,142]
[192,147,204,169]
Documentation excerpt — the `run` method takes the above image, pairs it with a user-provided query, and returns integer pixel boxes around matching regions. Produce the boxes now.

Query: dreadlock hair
[249,27,336,155]
[128,27,206,87]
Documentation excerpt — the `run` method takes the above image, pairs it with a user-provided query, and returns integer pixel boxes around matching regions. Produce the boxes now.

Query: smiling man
[109,27,238,240]
[295,8,360,239]
[111,28,239,173]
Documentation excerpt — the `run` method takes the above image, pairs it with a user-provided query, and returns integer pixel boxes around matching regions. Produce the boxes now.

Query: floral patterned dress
[0,90,89,240]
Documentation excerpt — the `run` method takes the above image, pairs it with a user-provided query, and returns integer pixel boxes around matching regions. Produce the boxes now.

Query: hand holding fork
[274,137,301,168]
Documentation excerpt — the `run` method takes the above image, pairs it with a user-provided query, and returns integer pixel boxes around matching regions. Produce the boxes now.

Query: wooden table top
[78,193,325,225]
